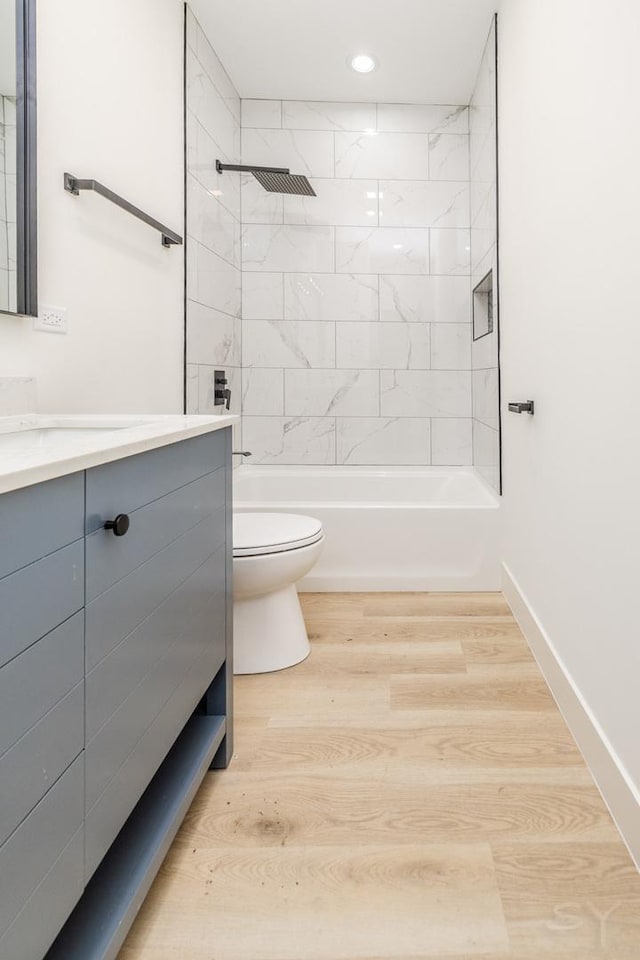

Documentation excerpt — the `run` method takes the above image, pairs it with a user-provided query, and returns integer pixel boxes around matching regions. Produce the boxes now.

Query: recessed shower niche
[473,269,494,340]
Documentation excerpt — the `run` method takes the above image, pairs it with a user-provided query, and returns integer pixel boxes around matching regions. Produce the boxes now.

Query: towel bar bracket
[63,173,183,247]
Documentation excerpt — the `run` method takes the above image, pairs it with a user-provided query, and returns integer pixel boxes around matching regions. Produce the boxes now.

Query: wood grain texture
[118,592,640,960]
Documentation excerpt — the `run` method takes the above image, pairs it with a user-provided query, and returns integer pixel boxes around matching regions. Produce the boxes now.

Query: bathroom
[1,0,639,957]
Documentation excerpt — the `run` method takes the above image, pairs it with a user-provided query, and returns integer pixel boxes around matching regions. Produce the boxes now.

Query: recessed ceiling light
[349,53,378,74]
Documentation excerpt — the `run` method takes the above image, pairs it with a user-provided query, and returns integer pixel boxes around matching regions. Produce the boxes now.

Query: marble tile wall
[470,18,501,491]
[240,99,473,465]
[0,96,17,313]
[185,8,242,449]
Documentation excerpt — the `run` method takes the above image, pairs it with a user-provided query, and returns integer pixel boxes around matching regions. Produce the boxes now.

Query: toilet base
[233,584,311,674]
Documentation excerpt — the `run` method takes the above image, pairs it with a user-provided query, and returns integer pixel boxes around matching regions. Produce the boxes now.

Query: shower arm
[215,160,290,176]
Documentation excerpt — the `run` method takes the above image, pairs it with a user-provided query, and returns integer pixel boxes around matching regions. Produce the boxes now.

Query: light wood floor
[119,593,640,960]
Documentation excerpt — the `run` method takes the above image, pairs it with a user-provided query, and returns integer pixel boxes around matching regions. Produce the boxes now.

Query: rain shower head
[215,160,316,196]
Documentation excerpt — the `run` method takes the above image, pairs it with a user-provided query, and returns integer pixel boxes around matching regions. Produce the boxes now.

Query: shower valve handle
[508,401,535,415]
[214,370,231,410]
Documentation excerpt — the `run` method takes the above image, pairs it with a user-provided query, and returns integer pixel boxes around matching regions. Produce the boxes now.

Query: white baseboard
[502,562,640,870]
[299,574,501,592]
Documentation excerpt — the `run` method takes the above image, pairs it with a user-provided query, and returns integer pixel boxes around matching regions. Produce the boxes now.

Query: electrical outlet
[34,305,68,334]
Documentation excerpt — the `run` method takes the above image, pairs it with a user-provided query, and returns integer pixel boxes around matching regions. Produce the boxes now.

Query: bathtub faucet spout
[233,450,252,457]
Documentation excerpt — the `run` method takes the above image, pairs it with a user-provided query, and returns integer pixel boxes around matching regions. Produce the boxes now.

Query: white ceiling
[189,0,498,105]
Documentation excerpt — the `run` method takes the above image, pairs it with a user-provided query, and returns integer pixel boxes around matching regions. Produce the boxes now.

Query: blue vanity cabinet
[0,426,233,960]
[83,431,229,881]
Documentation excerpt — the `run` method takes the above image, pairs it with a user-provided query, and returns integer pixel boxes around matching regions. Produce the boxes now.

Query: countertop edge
[0,415,238,495]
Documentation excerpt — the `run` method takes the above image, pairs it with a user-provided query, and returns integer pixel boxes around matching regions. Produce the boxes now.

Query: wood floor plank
[234,674,390,718]
[391,672,557,712]
[293,639,467,676]
[307,617,525,645]
[493,842,640,957]
[118,592,640,960]
[121,842,508,960]
[177,776,619,848]
[242,719,585,774]
[300,591,511,620]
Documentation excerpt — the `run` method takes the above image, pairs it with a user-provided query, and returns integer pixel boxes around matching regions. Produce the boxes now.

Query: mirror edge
[15,0,37,317]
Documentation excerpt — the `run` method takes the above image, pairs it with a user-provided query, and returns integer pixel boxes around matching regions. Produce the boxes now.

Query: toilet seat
[233,512,323,558]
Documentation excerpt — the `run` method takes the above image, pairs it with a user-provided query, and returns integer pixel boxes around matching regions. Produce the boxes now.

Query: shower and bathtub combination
[185,9,501,671]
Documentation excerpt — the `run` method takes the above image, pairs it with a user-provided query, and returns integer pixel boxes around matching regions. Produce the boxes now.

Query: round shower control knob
[104,513,130,537]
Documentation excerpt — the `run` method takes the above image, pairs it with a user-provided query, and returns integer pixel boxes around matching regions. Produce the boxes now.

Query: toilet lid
[233,512,323,557]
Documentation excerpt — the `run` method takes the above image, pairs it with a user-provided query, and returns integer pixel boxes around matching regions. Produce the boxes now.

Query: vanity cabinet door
[83,434,229,879]
[0,474,86,959]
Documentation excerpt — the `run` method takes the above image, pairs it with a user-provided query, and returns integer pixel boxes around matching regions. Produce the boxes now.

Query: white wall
[241,100,473,465]
[498,0,640,845]
[0,0,185,413]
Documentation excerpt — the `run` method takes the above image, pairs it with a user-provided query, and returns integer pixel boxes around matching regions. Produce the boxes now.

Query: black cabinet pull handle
[104,514,130,537]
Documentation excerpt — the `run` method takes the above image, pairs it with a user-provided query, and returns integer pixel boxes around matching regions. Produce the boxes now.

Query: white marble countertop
[0,414,237,495]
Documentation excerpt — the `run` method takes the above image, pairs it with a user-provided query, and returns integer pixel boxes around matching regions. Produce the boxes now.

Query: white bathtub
[233,466,501,591]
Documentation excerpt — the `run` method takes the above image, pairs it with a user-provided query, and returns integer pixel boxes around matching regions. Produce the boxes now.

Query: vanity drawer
[0,472,84,580]
[0,541,84,669]
[86,545,226,803]
[0,683,84,844]
[85,467,225,602]
[0,755,84,942]
[85,431,227,533]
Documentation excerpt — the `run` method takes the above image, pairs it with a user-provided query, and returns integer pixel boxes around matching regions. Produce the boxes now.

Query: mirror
[0,0,36,316]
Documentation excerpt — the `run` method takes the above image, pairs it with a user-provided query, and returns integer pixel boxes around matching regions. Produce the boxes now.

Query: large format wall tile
[243,416,336,464]
[432,418,473,465]
[431,324,472,370]
[429,134,470,181]
[241,174,283,225]
[187,113,240,220]
[284,179,378,226]
[380,275,470,324]
[241,128,334,178]
[242,224,335,273]
[335,132,429,180]
[187,58,240,163]
[242,368,284,415]
[473,419,500,490]
[336,321,430,370]
[379,181,470,229]
[336,417,432,465]
[472,368,500,429]
[187,239,241,318]
[380,370,471,418]
[284,369,380,417]
[377,104,469,134]
[187,173,240,267]
[336,227,429,274]
[242,99,282,129]
[187,303,241,366]
[242,319,335,368]
[284,273,379,323]
[283,101,376,132]
[430,229,471,276]
[242,272,283,319]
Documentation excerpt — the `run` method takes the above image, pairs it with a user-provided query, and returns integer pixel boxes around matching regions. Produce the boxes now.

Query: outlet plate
[34,305,68,334]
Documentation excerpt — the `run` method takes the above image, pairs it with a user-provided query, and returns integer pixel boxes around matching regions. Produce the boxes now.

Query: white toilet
[232,512,324,674]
